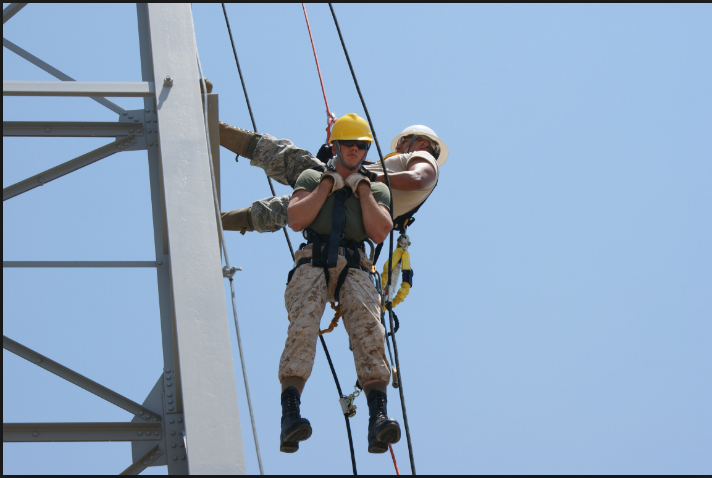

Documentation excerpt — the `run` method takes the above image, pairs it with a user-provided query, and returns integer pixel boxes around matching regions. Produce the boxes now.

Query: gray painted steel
[2,80,155,97]
[3,38,127,114]
[2,4,27,25]
[2,134,136,202]
[144,3,246,474]
[3,336,161,422]
[3,121,139,137]
[3,422,162,442]
[121,445,162,475]
[3,261,159,268]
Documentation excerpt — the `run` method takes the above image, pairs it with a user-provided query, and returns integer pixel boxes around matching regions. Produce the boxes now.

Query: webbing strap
[328,189,349,267]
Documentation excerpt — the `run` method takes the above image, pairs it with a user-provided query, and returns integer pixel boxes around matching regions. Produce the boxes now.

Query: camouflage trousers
[279,246,390,387]
[249,134,322,233]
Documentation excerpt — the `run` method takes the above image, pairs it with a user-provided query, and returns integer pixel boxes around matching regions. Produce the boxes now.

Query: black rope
[222,3,295,261]
[320,335,358,475]
[329,4,417,474]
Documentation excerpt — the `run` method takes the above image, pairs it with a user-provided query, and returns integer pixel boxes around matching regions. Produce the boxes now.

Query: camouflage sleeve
[250,133,325,187]
[251,194,291,232]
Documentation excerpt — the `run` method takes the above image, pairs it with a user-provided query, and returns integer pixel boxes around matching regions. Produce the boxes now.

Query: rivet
[154,431,160,436]
[157,450,163,455]
[172,456,177,461]
[32,432,38,437]
[149,455,155,460]
[169,419,175,424]
[180,443,185,448]
[147,119,152,123]
[137,431,143,436]
[181,455,186,460]
[138,410,143,415]
[146,431,152,435]
[168,406,174,411]
[171,443,176,448]
[129,129,134,133]
[148,142,153,146]
[134,119,139,122]
[136,129,142,133]
[142,460,148,465]
[170,431,175,436]
[45,128,50,132]
[35,358,42,364]
[147,129,152,133]
[145,108,150,113]
[128,115,133,119]
[177,419,183,424]
[122,112,127,116]
[167,400,173,404]
[167,393,173,398]
[166,382,172,387]
[38,178,44,184]
[164,76,174,87]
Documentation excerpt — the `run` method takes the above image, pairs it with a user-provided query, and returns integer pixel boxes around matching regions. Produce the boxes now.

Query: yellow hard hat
[329,113,373,143]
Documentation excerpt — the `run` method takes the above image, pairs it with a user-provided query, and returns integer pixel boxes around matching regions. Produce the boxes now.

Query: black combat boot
[280,386,312,453]
[367,390,401,453]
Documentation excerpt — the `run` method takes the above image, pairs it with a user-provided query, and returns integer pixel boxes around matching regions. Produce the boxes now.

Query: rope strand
[329,4,417,474]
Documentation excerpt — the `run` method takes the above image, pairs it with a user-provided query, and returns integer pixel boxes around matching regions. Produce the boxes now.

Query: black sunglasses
[338,140,370,150]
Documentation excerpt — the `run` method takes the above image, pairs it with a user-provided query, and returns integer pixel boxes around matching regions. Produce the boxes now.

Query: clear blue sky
[3,3,711,475]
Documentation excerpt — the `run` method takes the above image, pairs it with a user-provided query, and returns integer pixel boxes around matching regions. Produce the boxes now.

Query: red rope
[302,3,337,142]
[389,445,401,475]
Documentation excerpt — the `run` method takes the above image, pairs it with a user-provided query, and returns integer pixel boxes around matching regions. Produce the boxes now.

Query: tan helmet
[391,125,448,166]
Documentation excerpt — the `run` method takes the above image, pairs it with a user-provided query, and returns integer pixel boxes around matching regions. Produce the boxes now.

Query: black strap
[328,189,349,267]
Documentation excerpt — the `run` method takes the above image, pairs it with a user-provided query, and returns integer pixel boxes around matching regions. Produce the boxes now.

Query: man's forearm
[357,184,392,243]
[288,179,332,231]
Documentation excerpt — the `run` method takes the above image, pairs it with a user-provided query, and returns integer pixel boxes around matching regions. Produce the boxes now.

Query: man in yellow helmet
[271,114,401,454]
[219,120,446,236]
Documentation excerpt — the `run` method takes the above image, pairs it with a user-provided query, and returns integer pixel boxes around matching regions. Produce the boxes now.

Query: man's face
[395,135,433,154]
[332,141,368,168]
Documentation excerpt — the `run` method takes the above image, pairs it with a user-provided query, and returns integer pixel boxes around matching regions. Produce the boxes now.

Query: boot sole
[280,424,312,453]
[377,423,401,445]
[368,442,389,454]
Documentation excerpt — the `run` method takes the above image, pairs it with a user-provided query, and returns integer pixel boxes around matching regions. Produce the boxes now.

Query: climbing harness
[302,3,337,143]
[329,3,417,473]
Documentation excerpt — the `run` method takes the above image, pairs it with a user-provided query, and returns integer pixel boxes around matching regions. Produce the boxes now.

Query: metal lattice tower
[3,3,246,474]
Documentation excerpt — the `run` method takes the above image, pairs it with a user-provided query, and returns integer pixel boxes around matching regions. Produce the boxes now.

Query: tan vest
[364,151,439,219]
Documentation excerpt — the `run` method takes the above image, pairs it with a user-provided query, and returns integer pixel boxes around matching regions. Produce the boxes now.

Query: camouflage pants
[279,246,390,387]
[249,133,323,232]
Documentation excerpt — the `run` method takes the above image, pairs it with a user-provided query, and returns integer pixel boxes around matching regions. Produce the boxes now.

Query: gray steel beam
[3,80,155,97]
[2,134,135,202]
[121,445,162,475]
[3,38,127,114]
[3,335,161,422]
[2,3,27,24]
[3,422,161,442]
[3,261,159,268]
[146,3,245,474]
[3,121,140,137]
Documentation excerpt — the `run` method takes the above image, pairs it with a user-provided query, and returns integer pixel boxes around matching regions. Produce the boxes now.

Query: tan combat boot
[221,207,254,235]
[219,122,260,159]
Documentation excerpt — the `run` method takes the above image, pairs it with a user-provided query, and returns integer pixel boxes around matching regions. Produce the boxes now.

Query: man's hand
[358,165,378,182]
[321,171,345,195]
[345,173,371,198]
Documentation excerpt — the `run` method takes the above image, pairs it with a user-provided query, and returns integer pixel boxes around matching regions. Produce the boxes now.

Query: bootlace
[370,394,388,421]
[284,393,301,421]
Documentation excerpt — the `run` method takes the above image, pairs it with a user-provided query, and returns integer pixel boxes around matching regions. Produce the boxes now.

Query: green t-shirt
[293,169,390,242]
